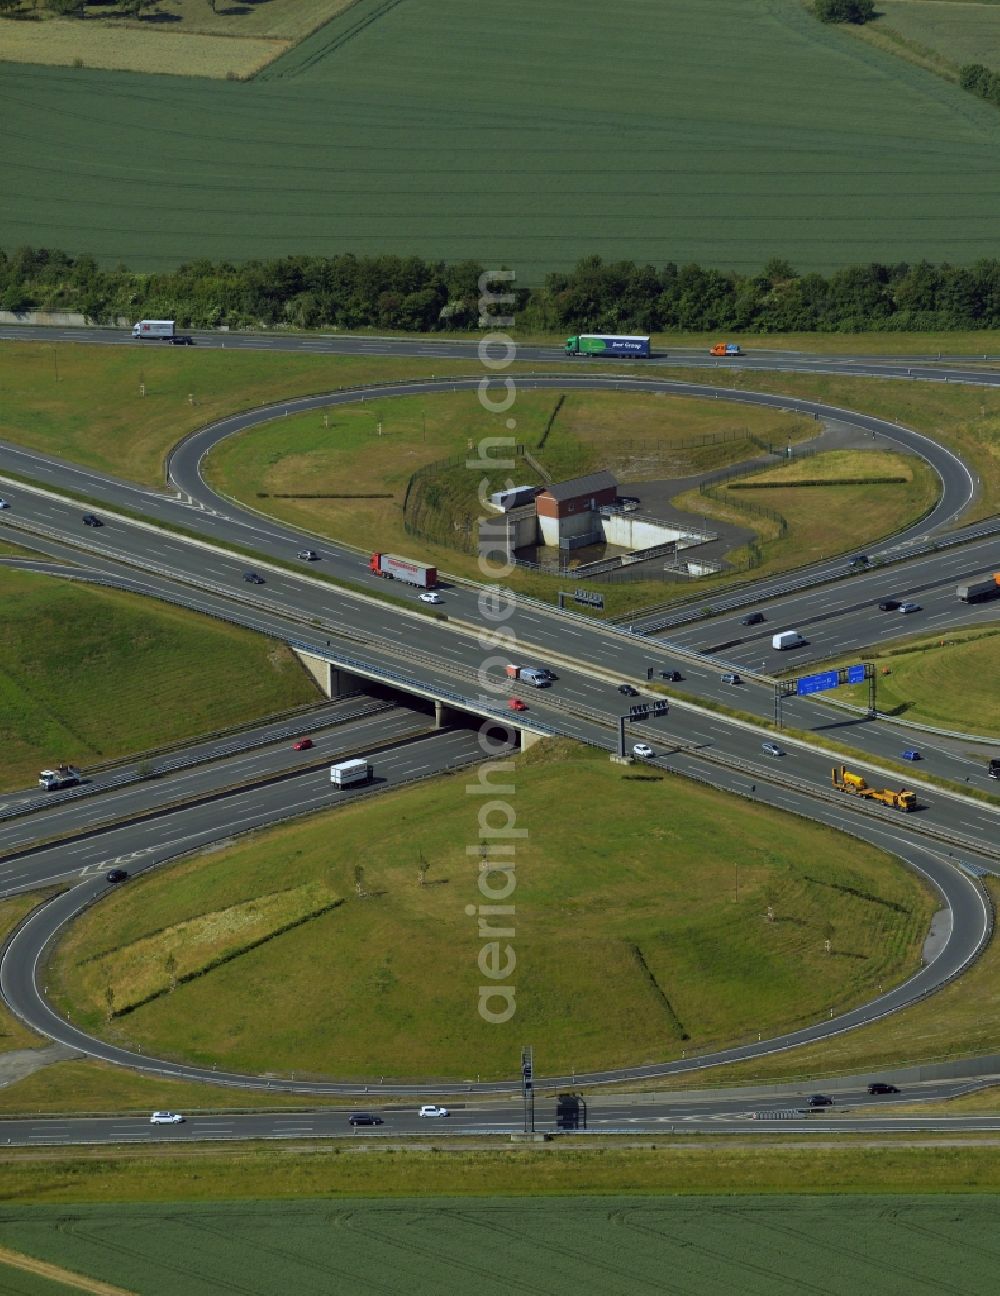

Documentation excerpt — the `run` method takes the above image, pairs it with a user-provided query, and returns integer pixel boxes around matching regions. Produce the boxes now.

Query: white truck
[131,320,193,345]
[330,759,371,789]
[38,764,82,791]
[772,630,806,650]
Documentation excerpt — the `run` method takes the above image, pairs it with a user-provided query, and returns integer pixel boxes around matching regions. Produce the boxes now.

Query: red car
[508,698,527,712]
[292,738,314,751]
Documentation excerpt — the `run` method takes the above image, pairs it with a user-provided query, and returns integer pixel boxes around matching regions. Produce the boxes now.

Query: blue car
[902,749,921,761]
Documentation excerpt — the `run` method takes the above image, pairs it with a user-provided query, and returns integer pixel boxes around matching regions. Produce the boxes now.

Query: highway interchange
[0,326,998,1141]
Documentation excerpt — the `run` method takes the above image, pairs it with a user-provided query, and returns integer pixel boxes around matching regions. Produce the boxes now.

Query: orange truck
[831,766,916,812]
[710,343,742,356]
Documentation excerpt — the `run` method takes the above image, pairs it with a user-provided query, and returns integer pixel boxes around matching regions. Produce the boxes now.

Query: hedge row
[10,245,1000,333]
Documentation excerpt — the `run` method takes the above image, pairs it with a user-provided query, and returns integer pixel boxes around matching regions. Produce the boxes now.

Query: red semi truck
[368,552,437,589]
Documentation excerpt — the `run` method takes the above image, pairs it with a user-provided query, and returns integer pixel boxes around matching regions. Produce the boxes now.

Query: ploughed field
[5,0,1000,273]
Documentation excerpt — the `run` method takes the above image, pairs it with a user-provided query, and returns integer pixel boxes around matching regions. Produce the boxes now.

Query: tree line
[6,246,1000,334]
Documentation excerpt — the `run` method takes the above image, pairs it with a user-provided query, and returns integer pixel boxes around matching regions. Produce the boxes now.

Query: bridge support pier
[293,650,364,699]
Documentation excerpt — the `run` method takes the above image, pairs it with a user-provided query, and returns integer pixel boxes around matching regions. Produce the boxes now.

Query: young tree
[416,854,429,887]
[105,985,115,1021]
[165,951,178,991]
[353,864,366,897]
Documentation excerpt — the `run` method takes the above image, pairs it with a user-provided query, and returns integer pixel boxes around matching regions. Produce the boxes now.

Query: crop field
[873,2,1000,72]
[0,565,317,791]
[2,1196,1000,1295]
[4,0,1000,275]
[49,741,934,1080]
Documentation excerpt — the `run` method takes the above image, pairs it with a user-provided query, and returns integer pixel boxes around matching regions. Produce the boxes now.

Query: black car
[878,599,901,612]
[82,514,103,527]
[171,335,194,346]
[105,869,128,884]
[849,555,870,569]
[618,684,639,697]
[243,572,265,585]
[989,758,1000,781]
[867,1082,900,1095]
[348,1112,382,1126]
[660,670,683,683]
[807,1094,833,1108]
[740,612,765,627]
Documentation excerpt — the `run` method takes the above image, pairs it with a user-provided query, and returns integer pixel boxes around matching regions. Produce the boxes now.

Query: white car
[418,1104,450,1118]
[633,743,654,759]
[0,497,8,509]
[898,602,921,614]
[419,591,443,604]
[149,1111,184,1125]
[297,549,318,561]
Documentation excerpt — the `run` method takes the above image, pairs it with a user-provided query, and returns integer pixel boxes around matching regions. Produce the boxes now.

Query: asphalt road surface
[1,1077,999,1145]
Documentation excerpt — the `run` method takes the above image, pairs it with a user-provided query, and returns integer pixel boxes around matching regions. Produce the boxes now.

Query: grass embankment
[2,1149,1000,1203]
[667,366,1000,524]
[0,566,317,792]
[670,877,1000,1089]
[818,626,1000,738]
[49,741,934,1081]
[673,448,938,575]
[1,1192,1000,1294]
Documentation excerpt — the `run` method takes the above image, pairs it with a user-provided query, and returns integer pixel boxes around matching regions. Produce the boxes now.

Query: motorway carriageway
[0,726,483,899]
[1,1078,999,1146]
[1,498,997,822]
[0,700,438,867]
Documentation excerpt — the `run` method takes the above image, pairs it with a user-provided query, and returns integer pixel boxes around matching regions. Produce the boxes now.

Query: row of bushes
[8,245,1000,334]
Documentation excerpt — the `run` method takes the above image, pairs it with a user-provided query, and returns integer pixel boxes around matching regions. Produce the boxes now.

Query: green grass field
[5,0,1000,273]
[203,387,812,580]
[667,366,1000,524]
[2,1194,1000,1293]
[672,877,1000,1088]
[0,566,317,791]
[673,449,938,575]
[48,741,934,1081]
[818,626,1000,737]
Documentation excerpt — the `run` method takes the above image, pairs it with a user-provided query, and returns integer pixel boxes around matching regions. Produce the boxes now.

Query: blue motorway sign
[847,663,867,685]
[796,670,839,696]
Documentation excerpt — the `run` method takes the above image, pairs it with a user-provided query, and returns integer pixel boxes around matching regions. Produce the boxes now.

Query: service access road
[1,1079,999,1146]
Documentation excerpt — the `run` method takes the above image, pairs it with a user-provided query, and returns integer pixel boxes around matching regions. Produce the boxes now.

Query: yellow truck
[831,765,916,812]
